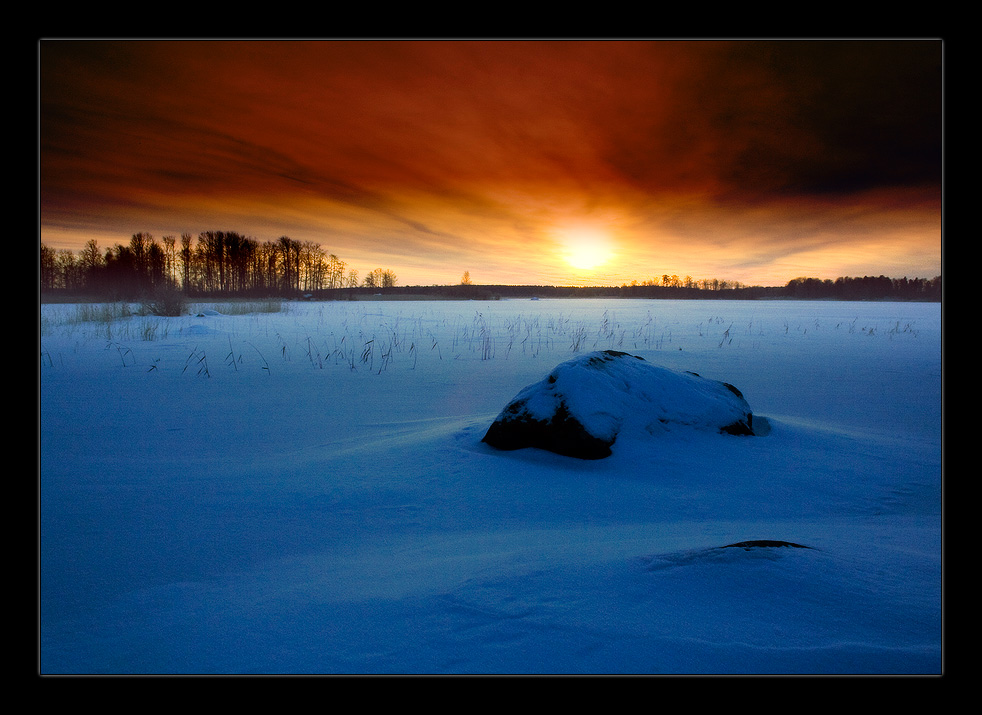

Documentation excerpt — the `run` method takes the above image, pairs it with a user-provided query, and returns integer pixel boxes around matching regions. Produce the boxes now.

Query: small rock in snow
[722,540,812,549]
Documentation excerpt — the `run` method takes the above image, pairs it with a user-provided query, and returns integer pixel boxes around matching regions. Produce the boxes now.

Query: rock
[482,350,757,459]
[722,540,812,549]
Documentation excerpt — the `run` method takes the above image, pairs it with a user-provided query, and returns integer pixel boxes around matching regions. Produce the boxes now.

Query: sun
[558,227,615,271]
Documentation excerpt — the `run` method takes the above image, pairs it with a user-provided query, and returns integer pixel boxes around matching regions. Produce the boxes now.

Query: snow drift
[482,350,757,459]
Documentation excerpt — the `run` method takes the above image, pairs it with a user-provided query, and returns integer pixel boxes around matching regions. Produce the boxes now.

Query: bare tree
[162,235,177,284]
[40,244,55,289]
[180,233,193,291]
[326,254,346,290]
[364,268,398,289]
[55,249,81,290]
[363,268,381,289]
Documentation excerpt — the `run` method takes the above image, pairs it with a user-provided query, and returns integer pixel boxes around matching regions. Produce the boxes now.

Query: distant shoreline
[40,284,941,304]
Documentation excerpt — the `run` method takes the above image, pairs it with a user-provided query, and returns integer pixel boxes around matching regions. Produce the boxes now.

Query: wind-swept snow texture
[39,299,942,675]
[483,350,755,459]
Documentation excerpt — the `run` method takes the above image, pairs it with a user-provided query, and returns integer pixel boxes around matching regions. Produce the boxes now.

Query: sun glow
[557,227,615,271]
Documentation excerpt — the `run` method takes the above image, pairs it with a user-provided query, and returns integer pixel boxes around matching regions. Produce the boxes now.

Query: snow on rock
[482,350,757,459]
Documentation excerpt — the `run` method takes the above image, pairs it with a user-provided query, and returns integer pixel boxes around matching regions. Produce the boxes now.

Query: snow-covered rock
[482,350,757,459]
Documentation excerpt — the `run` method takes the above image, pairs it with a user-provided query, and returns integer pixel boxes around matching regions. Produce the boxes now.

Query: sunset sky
[39,39,942,287]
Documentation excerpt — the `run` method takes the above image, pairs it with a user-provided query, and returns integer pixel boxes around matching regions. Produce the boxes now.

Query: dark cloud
[40,40,941,202]
[698,41,942,196]
[592,40,941,200]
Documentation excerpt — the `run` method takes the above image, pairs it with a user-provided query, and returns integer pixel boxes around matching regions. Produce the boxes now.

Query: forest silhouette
[40,231,942,310]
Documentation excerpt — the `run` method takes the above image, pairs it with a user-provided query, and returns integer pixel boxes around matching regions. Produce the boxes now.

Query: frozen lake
[39,298,942,674]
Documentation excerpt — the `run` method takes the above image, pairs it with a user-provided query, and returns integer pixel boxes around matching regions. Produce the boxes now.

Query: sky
[39,39,943,287]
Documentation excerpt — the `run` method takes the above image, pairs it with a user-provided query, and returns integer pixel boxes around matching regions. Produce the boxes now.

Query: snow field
[39,298,941,674]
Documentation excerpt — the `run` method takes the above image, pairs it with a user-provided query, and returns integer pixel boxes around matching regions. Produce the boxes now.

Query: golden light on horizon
[556,225,617,271]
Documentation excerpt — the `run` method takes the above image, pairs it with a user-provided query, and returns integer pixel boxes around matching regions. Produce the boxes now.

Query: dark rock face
[482,350,757,460]
[482,399,616,459]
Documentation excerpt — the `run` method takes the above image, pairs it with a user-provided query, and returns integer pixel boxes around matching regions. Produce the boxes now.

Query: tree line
[614,274,940,301]
[617,273,940,300]
[381,275,940,302]
[40,231,941,303]
[781,275,941,301]
[39,231,397,299]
